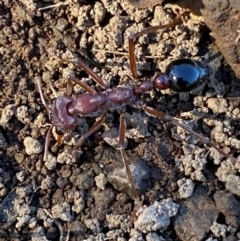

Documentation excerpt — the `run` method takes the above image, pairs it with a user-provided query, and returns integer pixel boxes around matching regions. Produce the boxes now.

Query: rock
[51,202,73,222]
[84,218,102,235]
[201,0,240,78]
[69,221,87,235]
[127,0,163,8]
[214,191,240,228]
[173,186,218,241]
[107,159,151,199]
[226,174,240,196]
[210,221,227,238]
[177,178,194,199]
[31,226,48,241]
[76,170,95,190]
[95,173,108,190]
[135,199,179,233]
[24,137,43,155]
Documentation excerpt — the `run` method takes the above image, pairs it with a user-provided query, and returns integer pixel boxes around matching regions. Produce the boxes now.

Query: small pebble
[24,136,43,155]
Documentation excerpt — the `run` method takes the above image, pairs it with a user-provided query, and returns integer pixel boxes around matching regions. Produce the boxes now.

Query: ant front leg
[43,125,53,162]
[36,77,53,162]
[60,58,108,89]
[71,114,106,164]
[67,76,96,94]
[74,114,106,150]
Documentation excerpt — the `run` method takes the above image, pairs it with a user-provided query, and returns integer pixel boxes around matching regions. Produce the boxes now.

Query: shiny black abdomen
[166,59,208,92]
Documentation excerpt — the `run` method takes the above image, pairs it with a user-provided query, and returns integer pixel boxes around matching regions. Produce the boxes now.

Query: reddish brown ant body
[37,16,234,201]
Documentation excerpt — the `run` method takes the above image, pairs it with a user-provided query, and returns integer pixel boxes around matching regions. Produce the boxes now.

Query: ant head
[153,59,208,92]
[50,96,77,134]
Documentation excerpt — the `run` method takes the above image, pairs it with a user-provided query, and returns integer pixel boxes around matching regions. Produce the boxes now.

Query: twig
[38,0,72,11]
[92,48,160,59]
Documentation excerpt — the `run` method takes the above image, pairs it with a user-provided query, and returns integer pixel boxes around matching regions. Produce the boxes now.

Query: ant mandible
[37,14,235,201]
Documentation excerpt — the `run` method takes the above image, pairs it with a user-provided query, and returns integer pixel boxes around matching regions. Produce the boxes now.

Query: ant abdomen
[153,59,208,92]
[167,59,208,91]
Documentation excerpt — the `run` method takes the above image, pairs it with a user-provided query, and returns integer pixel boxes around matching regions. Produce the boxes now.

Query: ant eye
[166,59,208,92]
[56,128,64,135]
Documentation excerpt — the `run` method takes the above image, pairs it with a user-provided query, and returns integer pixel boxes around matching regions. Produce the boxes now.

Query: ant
[36,14,236,202]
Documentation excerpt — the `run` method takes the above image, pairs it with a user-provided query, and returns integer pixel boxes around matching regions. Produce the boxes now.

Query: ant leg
[67,76,96,94]
[36,77,50,112]
[74,114,106,149]
[43,125,53,161]
[60,58,107,89]
[57,134,64,146]
[128,16,183,80]
[142,105,237,162]
[128,37,138,79]
[118,114,138,200]
[65,79,74,96]
[36,78,54,161]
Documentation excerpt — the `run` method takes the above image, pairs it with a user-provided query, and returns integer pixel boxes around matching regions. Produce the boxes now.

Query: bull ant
[36,15,235,202]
